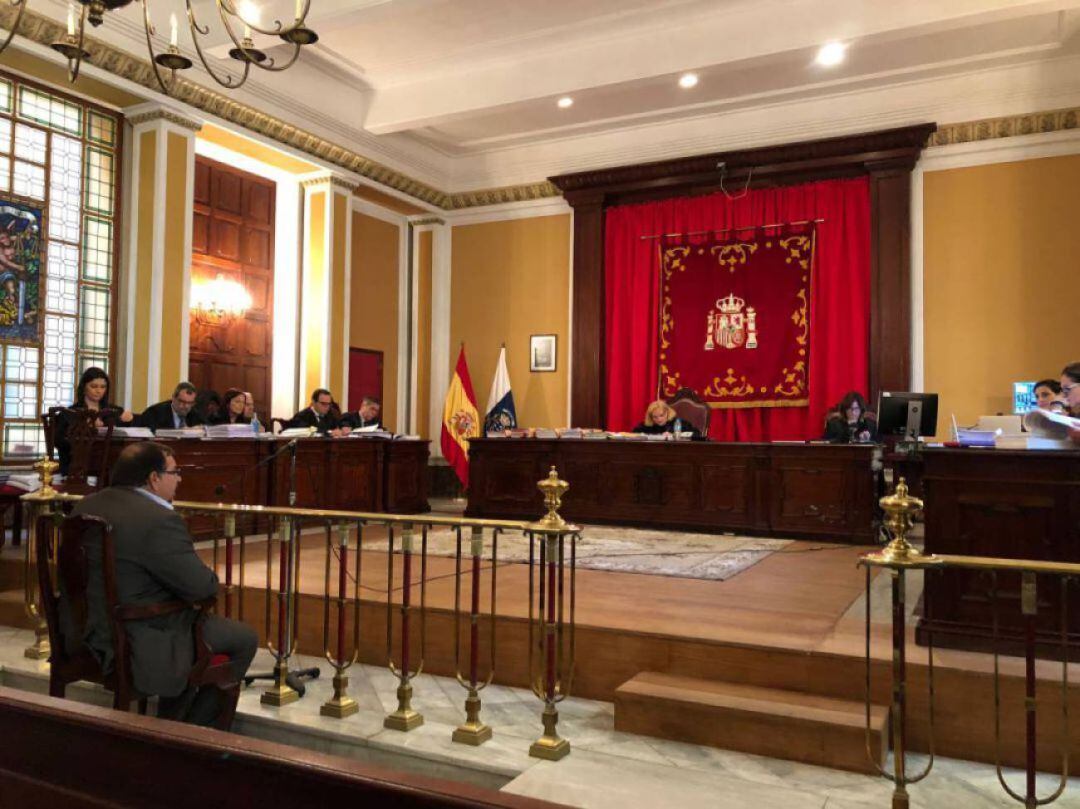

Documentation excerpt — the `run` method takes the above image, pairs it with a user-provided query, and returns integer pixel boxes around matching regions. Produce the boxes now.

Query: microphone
[210,437,300,501]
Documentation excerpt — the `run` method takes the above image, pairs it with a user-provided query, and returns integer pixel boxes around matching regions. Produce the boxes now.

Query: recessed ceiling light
[678,73,699,89]
[557,96,574,109]
[815,41,846,67]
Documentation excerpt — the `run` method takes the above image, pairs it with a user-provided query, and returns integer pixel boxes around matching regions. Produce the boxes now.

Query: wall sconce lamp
[191,273,252,323]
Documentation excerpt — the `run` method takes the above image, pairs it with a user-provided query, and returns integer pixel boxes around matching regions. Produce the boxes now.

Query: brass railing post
[22,458,60,661]
[861,478,938,809]
[452,524,497,745]
[385,522,424,730]
[527,467,578,761]
[262,515,299,706]
[321,521,360,718]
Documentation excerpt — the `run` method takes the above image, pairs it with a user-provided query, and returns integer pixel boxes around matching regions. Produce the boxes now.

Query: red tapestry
[657,227,814,409]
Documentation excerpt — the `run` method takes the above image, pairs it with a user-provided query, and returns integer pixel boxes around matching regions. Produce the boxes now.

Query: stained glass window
[0,75,120,460]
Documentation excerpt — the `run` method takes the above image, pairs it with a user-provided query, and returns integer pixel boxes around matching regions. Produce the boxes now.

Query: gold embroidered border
[708,398,809,409]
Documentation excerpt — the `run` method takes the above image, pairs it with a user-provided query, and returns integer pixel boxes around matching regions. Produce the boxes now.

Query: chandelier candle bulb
[66,4,75,36]
[169,13,178,47]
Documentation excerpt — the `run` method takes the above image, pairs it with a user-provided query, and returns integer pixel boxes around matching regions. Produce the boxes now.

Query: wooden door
[188,156,275,416]
[348,348,383,411]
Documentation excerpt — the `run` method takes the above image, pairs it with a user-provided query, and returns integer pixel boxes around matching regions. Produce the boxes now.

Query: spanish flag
[441,346,480,488]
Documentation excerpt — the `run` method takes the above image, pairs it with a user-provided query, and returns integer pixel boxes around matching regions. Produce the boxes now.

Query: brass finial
[876,477,928,565]
[528,466,572,532]
[31,458,59,500]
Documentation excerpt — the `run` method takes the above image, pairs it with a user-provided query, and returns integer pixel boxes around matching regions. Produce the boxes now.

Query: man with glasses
[138,381,205,431]
[1060,362,1080,445]
[285,388,350,437]
[65,442,258,728]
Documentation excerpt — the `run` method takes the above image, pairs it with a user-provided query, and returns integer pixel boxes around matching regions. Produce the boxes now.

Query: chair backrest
[666,387,710,434]
[270,417,289,435]
[64,409,114,490]
[41,406,66,460]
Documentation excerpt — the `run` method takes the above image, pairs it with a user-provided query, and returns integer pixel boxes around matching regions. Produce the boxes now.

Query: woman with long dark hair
[55,367,133,474]
[210,388,250,425]
[823,391,878,444]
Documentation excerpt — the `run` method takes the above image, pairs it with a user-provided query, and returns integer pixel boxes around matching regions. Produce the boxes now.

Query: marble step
[614,671,888,774]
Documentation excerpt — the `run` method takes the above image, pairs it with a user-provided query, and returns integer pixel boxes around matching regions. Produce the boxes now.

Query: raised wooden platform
[614,672,887,774]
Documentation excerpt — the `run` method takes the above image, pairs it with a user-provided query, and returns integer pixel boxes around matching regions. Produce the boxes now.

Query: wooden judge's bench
[917,447,1080,657]
[466,438,877,542]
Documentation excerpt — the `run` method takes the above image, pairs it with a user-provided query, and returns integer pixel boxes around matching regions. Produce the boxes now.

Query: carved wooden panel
[190,155,275,415]
[699,463,753,523]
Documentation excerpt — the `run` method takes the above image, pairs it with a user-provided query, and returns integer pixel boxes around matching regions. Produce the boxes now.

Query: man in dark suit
[286,388,350,436]
[138,381,204,431]
[68,442,258,727]
[341,395,383,430]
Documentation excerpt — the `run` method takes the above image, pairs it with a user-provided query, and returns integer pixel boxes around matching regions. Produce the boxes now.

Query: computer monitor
[877,392,939,440]
[1013,381,1037,414]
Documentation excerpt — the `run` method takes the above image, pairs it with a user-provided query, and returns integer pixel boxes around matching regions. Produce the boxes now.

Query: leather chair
[37,513,240,730]
[666,387,710,435]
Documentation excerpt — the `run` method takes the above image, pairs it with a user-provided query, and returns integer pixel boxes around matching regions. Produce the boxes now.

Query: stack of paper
[106,426,155,439]
[0,472,41,492]
[155,427,206,439]
[534,428,558,439]
[206,424,256,439]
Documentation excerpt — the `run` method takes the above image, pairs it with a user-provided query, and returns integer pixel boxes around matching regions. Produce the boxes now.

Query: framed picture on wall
[530,334,557,372]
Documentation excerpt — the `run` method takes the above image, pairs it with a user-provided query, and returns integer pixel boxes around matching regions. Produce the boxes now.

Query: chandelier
[0,0,318,94]
[191,273,252,320]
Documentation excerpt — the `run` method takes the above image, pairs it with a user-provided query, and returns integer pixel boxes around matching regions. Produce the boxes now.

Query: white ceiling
[16,0,1080,197]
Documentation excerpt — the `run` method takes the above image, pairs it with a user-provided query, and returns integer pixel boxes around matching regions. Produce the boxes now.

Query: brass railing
[20,459,581,760]
[862,479,1075,809]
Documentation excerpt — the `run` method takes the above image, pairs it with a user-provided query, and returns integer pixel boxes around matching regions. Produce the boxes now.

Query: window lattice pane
[4,382,36,418]
[13,160,45,199]
[86,111,115,146]
[47,241,79,280]
[84,147,113,215]
[0,81,11,114]
[82,216,112,282]
[45,270,78,316]
[18,87,81,136]
[4,422,43,457]
[14,123,46,164]
[5,345,38,383]
[49,135,82,243]
[43,314,77,409]
[0,159,9,194]
[79,286,109,352]
[0,118,10,154]
[80,354,108,374]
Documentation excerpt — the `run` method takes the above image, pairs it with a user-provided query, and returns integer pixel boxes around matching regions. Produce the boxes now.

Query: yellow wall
[159,131,188,400]
[130,130,156,411]
[923,154,1080,426]
[450,215,570,428]
[303,191,326,399]
[416,231,432,439]
[350,212,400,431]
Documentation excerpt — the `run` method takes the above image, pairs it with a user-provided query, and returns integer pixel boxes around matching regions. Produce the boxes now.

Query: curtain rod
[639,218,825,241]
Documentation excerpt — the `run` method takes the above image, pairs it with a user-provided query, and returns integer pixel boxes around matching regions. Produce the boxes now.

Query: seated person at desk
[341,396,382,430]
[209,388,250,426]
[823,391,878,444]
[1034,379,1068,412]
[1061,363,1080,446]
[138,382,204,431]
[68,442,258,728]
[286,388,350,437]
[55,367,135,474]
[632,400,702,438]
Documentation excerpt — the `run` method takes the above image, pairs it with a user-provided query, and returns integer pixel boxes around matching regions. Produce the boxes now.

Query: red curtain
[604,177,870,441]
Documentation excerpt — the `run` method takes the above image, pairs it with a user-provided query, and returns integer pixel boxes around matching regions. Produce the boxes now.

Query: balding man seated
[67,442,258,727]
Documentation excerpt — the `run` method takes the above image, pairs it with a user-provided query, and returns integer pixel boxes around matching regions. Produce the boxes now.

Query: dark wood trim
[0,687,566,808]
[550,124,935,427]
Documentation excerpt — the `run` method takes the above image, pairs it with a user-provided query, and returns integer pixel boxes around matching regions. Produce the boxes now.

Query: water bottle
[252,412,262,435]
[673,417,683,438]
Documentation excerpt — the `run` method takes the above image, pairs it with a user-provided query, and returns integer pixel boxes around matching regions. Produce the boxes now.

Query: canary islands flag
[484,345,517,433]
[441,346,480,488]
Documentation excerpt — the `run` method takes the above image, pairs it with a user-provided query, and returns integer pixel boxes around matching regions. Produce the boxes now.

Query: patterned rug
[366,525,791,582]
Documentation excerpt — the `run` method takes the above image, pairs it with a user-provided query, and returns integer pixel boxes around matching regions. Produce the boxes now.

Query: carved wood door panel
[189,156,275,417]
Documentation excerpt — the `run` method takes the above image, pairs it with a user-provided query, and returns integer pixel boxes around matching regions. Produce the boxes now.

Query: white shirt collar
[135,487,174,511]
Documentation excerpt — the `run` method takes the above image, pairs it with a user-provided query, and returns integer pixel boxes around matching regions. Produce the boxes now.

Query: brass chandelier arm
[143,0,177,94]
[0,0,29,58]
[218,0,312,38]
[66,4,88,83]
[216,1,301,72]
[185,0,251,89]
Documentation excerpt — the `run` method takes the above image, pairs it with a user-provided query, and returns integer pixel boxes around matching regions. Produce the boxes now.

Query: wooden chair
[270,417,290,435]
[37,513,241,730]
[62,409,115,494]
[666,387,710,435]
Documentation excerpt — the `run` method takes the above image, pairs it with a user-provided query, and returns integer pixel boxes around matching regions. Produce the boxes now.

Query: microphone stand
[241,436,321,697]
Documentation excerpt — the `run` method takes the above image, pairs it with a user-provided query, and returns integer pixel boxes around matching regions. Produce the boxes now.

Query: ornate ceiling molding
[931,107,1080,147]
[127,108,201,132]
